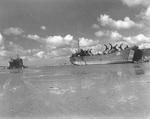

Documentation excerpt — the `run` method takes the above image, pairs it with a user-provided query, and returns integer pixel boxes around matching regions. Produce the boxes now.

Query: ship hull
[70,48,134,65]
[7,65,27,69]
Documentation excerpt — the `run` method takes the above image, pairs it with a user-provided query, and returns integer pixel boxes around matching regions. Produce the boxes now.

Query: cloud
[19,48,43,63]
[121,0,150,27]
[95,30,122,40]
[110,31,123,40]
[145,6,150,16]
[26,34,76,59]
[22,56,36,62]
[95,30,111,37]
[46,36,67,49]
[26,34,41,41]
[0,40,24,60]
[123,34,150,44]
[95,31,105,37]
[0,41,39,59]
[0,50,10,57]
[0,34,47,65]
[109,33,150,45]
[7,41,24,53]
[90,44,103,53]
[139,43,150,48]
[0,36,27,61]
[121,0,150,6]
[139,6,150,21]
[133,34,150,42]
[92,24,100,29]
[51,48,72,57]
[44,34,74,49]
[34,51,45,58]
[95,29,150,45]
[3,27,24,35]
[97,14,143,29]
[0,33,4,45]
[27,34,74,49]
[40,26,46,30]
[79,37,99,47]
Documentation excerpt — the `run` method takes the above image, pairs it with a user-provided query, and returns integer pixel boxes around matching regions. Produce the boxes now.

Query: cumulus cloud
[139,43,150,49]
[110,31,123,40]
[133,34,150,42]
[121,0,150,28]
[34,51,45,58]
[121,0,150,6]
[110,33,150,45]
[40,26,46,30]
[7,41,24,54]
[0,49,13,60]
[95,30,111,38]
[95,31,105,37]
[22,56,36,62]
[27,34,74,49]
[0,33,4,45]
[20,48,44,63]
[26,34,41,41]
[123,34,150,44]
[51,48,72,57]
[45,34,73,49]
[0,34,48,65]
[90,44,103,54]
[79,37,99,47]
[139,6,150,21]
[95,30,123,40]
[145,6,150,16]
[97,14,143,29]
[95,29,150,46]
[92,24,100,29]
[3,27,24,35]
[26,34,77,59]
[43,34,73,49]
[0,41,40,61]
[0,41,22,60]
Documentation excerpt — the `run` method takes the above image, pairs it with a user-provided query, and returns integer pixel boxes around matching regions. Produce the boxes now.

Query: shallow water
[0,63,150,119]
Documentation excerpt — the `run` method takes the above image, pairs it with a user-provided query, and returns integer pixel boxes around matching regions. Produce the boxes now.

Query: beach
[0,63,150,119]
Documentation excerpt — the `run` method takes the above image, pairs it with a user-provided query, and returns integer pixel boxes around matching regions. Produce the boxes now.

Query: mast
[77,39,80,50]
[17,53,19,59]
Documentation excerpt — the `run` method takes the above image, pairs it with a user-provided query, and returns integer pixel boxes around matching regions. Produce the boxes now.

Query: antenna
[17,52,19,59]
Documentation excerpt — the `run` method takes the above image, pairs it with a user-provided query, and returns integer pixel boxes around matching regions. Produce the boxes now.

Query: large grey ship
[69,43,150,65]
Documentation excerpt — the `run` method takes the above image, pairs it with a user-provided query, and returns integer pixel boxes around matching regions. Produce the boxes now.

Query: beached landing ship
[69,43,150,65]
[7,55,27,69]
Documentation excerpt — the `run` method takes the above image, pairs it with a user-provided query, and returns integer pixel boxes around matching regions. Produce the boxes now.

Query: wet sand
[0,63,150,119]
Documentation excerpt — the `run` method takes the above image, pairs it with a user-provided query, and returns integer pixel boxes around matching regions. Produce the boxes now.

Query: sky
[0,0,150,66]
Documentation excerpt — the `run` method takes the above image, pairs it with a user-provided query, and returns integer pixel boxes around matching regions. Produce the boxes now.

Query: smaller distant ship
[7,54,27,69]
